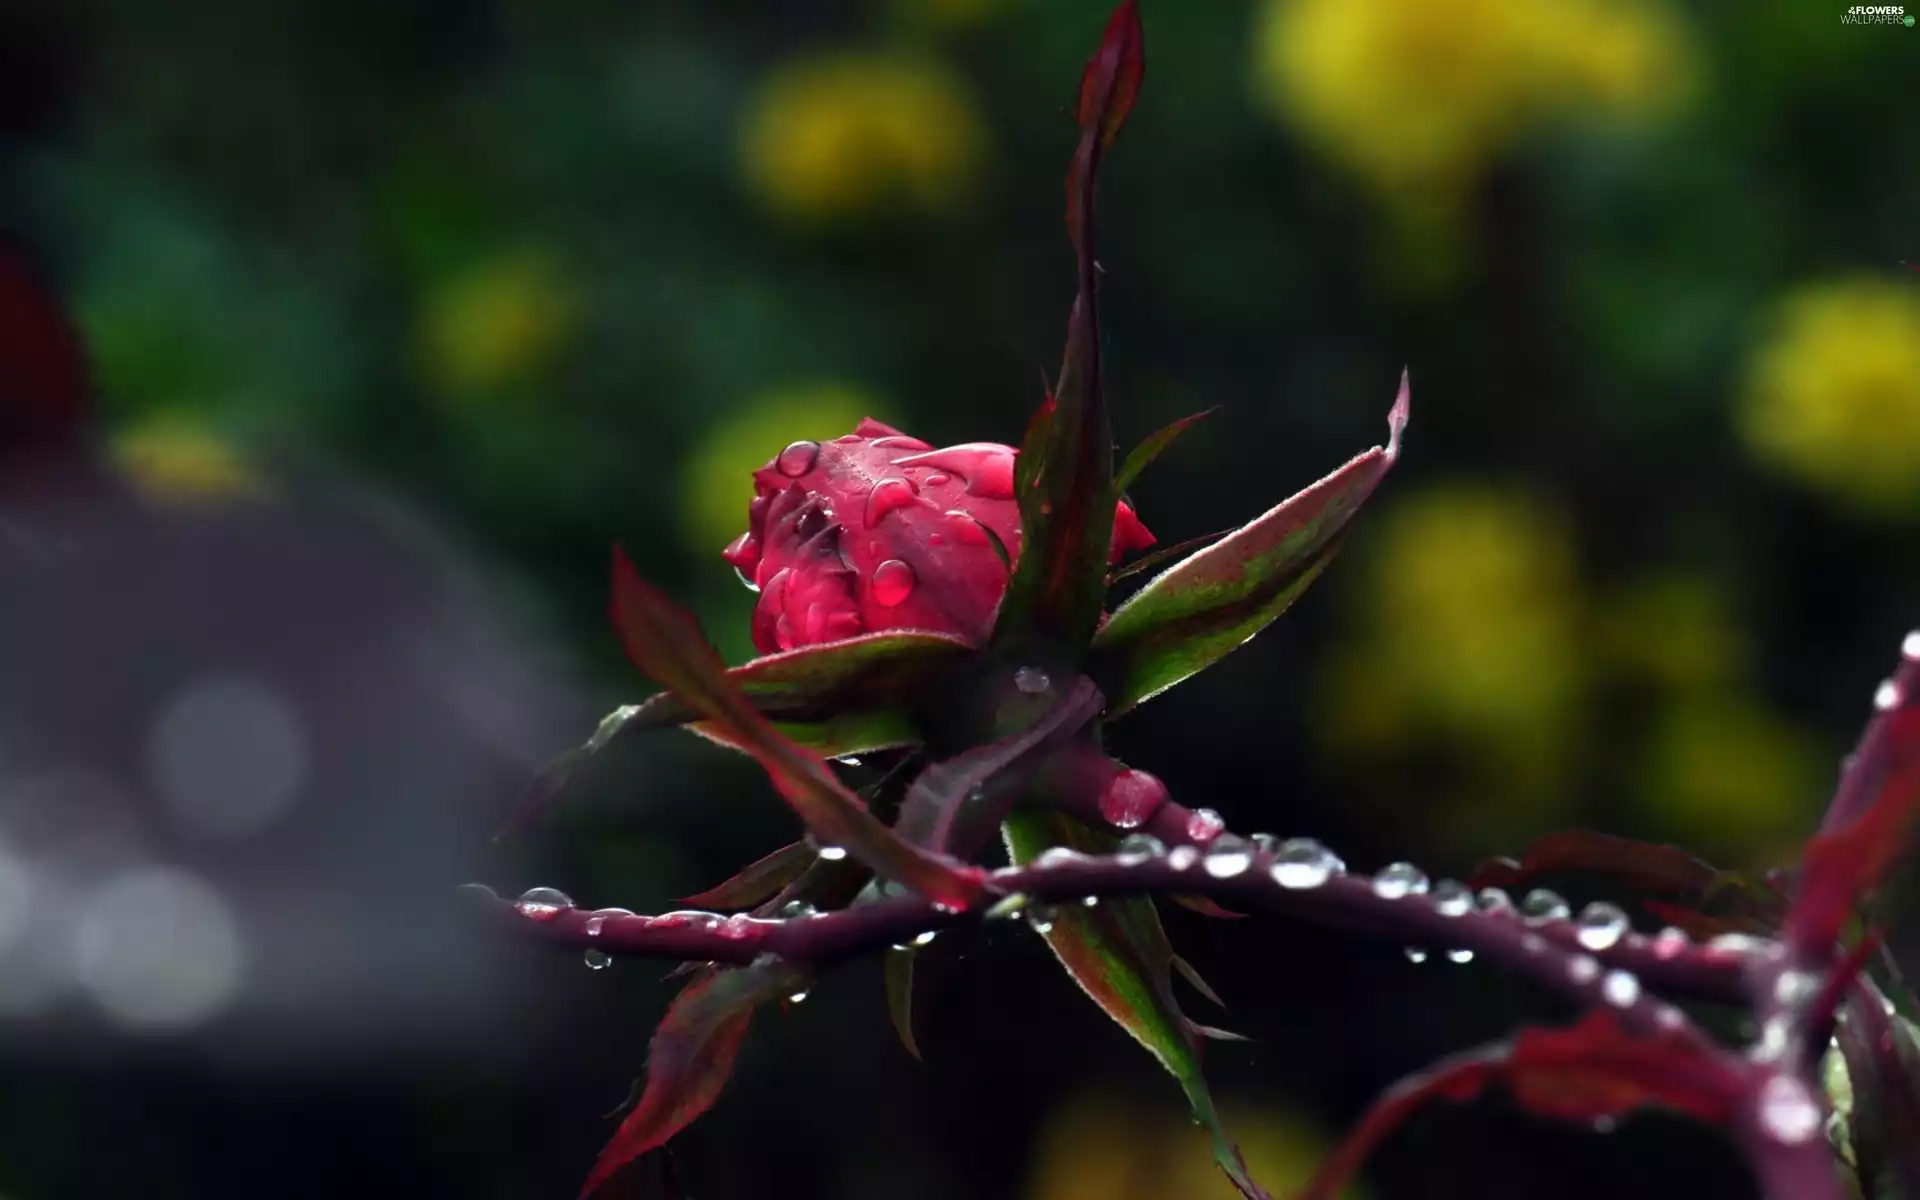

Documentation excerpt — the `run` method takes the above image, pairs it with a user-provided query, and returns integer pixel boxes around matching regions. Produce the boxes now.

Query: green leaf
[1091,375,1408,716]
[1004,809,1271,1200]
[501,632,967,838]
[994,1,1144,653]
[609,548,984,909]
[885,947,922,1061]
[1113,408,1215,495]
[581,958,808,1197]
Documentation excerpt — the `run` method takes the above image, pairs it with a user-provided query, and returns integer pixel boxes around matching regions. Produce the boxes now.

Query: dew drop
[1477,887,1514,914]
[1184,807,1226,844]
[871,559,916,608]
[1013,666,1051,695]
[1873,678,1902,712]
[1651,926,1690,960]
[924,472,951,487]
[1521,889,1570,923]
[583,948,612,971]
[813,842,849,862]
[1567,954,1601,984]
[1575,901,1630,951]
[1773,969,1819,1009]
[515,887,573,922]
[1521,933,1548,953]
[1271,839,1337,889]
[1167,845,1201,871]
[1404,947,1428,964]
[585,908,633,936]
[1027,905,1058,935]
[1756,1074,1822,1145]
[1203,836,1253,878]
[911,930,937,947]
[1081,895,1100,907]
[1431,880,1473,918]
[1903,630,1920,661]
[1114,833,1166,865]
[1752,1015,1792,1062]
[1250,833,1280,854]
[731,562,761,593]
[1591,1116,1619,1135]
[1656,1005,1687,1031]
[1036,847,1087,869]
[1446,948,1474,964]
[1707,932,1770,956]
[1371,862,1429,901]
[1601,970,1641,1008]
[779,900,818,919]
[1100,771,1167,832]
[775,440,820,477]
[787,988,811,1004]
[946,511,991,546]
[865,477,920,525]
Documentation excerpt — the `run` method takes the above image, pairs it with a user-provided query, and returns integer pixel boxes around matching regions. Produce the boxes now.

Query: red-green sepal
[1091,375,1407,716]
[1004,809,1270,1200]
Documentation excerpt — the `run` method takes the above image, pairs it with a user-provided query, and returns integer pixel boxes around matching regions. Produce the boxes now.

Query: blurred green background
[1,0,1917,1196]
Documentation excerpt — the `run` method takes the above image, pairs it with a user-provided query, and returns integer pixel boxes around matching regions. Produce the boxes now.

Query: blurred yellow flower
[1599,571,1749,694]
[1631,692,1823,860]
[1739,276,1920,515]
[113,418,263,504]
[739,50,987,223]
[416,249,577,403]
[1252,0,1692,195]
[679,381,888,553]
[1026,1094,1360,1200]
[1319,485,1584,838]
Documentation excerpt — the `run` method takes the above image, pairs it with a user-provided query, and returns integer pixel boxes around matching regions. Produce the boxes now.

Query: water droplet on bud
[1651,926,1690,959]
[911,930,937,947]
[1873,678,1903,712]
[1477,887,1514,914]
[1404,947,1428,963]
[864,477,919,524]
[1446,948,1474,964]
[787,988,811,1004]
[775,440,820,477]
[1115,832,1166,864]
[812,842,848,861]
[584,907,633,936]
[583,948,611,970]
[1027,905,1058,935]
[1568,955,1600,984]
[871,559,916,608]
[1167,845,1201,871]
[779,900,818,919]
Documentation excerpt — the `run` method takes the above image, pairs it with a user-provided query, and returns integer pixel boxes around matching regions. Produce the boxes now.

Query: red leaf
[1299,1014,1745,1200]
[581,961,804,1197]
[1076,1,1145,149]
[1790,661,1920,952]
[678,840,814,910]
[608,548,984,910]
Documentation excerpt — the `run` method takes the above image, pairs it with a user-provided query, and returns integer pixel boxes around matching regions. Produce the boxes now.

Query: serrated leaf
[1299,1013,1746,1200]
[1005,810,1270,1200]
[609,548,982,909]
[1091,376,1408,716]
[885,947,921,1061]
[581,958,808,1197]
[1113,408,1214,496]
[679,840,815,910]
[625,630,972,754]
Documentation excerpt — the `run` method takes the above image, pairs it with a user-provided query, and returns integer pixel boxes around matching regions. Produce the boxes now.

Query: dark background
[0,1,1916,1197]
